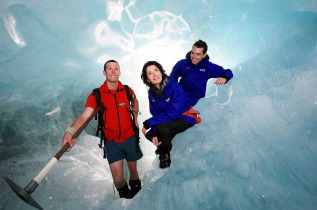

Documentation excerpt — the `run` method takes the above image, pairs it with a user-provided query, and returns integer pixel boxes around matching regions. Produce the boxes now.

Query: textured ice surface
[0,0,316,209]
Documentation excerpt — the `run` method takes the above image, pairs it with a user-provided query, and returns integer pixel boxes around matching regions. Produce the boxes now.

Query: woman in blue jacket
[141,61,196,169]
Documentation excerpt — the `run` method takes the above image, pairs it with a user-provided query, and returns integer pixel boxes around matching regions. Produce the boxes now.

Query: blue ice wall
[0,0,316,209]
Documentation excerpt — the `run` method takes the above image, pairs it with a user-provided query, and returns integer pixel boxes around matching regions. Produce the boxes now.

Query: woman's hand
[152,137,161,146]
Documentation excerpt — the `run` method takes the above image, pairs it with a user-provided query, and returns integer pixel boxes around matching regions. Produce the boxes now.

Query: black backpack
[92,85,140,159]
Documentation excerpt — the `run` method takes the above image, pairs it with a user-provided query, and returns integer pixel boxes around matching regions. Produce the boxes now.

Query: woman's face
[146,65,162,87]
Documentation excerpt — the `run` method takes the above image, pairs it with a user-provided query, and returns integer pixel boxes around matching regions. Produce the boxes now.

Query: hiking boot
[116,183,131,199]
[159,153,171,169]
[129,178,141,198]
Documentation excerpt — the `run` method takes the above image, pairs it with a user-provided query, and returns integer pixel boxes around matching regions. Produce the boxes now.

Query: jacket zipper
[113,92,121,141]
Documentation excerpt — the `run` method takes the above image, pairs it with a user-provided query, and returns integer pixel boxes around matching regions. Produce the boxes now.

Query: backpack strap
[124,85,133,101]
[124,85,140,153]
[92,88,108,159]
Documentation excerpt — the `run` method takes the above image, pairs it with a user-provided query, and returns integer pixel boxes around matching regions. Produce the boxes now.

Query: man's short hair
[193,40,208,54]
[104,60,119,71]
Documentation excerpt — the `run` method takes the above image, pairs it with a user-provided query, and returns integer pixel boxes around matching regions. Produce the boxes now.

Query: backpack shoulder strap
[92,88,101,105]
[124,85,133,102]
[123,85,141,153]
[92,87,108,158]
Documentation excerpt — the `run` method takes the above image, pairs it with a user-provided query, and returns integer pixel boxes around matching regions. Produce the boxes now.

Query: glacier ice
[0,0,316,209]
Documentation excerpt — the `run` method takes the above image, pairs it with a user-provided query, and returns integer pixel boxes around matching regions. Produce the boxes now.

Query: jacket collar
[101,80,124,92]
[150,77,170,97]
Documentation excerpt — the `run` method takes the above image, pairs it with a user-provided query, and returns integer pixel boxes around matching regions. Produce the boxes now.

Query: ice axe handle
[56,105,101,160]
[55,142,70,160]
[55,128,81,160]
[55,129,80,160]
[32,122,89,184]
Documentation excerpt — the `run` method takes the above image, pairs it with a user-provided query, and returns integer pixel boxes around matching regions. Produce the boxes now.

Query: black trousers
[155,119,193,155]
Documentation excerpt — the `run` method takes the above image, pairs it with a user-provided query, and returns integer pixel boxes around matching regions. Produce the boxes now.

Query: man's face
[103,62,120,83]
[190,46,206,65]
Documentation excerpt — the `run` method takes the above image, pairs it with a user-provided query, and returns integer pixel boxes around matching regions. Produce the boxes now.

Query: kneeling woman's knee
[156,125,172,136]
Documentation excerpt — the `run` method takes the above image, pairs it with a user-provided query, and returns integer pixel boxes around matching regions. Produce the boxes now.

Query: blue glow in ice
[0,0,316,209]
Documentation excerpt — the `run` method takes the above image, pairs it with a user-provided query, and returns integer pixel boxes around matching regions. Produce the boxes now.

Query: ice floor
[0,0,316,209]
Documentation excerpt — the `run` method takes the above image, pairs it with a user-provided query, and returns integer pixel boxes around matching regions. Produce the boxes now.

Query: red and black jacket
[85,80,136,142]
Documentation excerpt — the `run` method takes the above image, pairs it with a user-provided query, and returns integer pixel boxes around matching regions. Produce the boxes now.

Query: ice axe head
[3,176,43,210]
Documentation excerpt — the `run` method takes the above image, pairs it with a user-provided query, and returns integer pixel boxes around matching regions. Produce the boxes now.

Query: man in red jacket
[62,60,143,199]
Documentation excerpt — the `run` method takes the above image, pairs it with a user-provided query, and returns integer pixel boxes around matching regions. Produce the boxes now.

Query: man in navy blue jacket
[170,40,233,106]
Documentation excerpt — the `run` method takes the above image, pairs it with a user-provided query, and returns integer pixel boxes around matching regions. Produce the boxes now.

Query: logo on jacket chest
[186,66,205,72]
[152,97,170,103]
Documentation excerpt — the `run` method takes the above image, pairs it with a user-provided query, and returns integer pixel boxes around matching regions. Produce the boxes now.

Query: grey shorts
[105,135,143,165]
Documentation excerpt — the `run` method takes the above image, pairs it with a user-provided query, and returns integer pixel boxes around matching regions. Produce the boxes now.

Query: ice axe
[4,106,101,210]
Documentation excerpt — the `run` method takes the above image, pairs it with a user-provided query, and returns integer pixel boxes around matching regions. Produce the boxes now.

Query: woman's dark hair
[141,61,167,86]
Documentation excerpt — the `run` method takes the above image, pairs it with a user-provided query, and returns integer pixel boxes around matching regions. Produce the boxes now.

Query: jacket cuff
[143,120,150,129]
